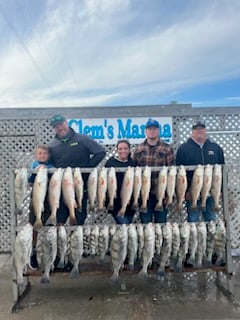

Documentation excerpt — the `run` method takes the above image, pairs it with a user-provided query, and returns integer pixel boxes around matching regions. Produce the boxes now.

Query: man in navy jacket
[176,120,225,222]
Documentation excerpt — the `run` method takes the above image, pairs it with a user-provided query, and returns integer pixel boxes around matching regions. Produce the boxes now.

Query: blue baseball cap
[145,118,160,129]
[50,115,66,127]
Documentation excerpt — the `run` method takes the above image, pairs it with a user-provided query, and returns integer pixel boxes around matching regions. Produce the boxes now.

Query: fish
[175,222,190,272]
[176,165,188,212]
[166,166,177,206]
[214,220,226,266]
[138,223,155,278]
[190,165,204,209]
[62,167,77,225]
[127,224,138,270]
[110,224,128,281]
[187,223,198,266]
[108,224,117,255]
[201,164,213,210]
[38,226,57,283]
[13,223,33,287]
[73,167,84,210]
[170,222,180,270]
[157,222,172,277]
[83,225,91,257]
[205,220,216,267]
[47,168,64,226]
[196,222,207,268]
[107,167,117,210]
[90,225,99,257]
[118,166,134,217]
[211,164,222,211]
[69,226,83,278]
[97,167,107,211]
[140,166,151,213]
[32,167,48,229]
[155,166,168,211]
[132,166,142,210]
[136,223,144,263]
[98,225,109,263]
[87,167,98,211]
[57,225,68,269]
[14,168,29,214]
[154,223,163,257]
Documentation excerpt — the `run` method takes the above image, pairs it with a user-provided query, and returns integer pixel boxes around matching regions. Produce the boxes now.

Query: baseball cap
[50,115,66,127]
[192,120,206,130]
[145,118,160,129]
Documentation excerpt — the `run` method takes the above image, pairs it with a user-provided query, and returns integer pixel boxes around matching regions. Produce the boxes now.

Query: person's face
[36,148,49,163]
[192,127,207,143]
[117,142,130,161]
[145,126,159,139]
[52,121,69,138]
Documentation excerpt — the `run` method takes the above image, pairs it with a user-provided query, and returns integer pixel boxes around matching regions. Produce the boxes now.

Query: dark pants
[139,193,167,224]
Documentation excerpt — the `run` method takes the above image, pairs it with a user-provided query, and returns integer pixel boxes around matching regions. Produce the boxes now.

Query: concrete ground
[1,253,240,320]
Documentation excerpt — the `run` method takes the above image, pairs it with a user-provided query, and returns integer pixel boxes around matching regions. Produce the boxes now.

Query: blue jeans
[140,193,167,224]
[186,196,216,222]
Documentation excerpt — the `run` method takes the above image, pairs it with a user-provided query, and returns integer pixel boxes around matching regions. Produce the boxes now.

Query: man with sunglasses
[48,115,106,226]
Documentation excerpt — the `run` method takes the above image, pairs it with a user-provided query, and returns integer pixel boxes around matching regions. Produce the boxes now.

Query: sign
[68,117,172,145]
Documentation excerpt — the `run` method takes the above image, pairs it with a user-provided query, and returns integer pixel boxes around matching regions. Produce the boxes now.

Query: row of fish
[13,164,223,228]
[13,220,226,286]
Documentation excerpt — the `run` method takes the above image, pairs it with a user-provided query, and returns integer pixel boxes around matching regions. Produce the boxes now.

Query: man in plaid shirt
[133,118,175,223]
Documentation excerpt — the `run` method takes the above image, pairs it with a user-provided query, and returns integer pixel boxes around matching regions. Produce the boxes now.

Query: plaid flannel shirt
[133,139,175,194]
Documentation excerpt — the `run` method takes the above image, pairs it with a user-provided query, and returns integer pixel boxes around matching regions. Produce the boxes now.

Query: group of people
[30,115,225,228]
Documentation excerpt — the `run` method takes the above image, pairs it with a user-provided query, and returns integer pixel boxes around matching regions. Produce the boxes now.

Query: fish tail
[45,216,57,226]
[33,219,43,230]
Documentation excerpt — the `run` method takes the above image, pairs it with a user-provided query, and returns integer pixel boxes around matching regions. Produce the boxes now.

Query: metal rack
[10,165,234,312]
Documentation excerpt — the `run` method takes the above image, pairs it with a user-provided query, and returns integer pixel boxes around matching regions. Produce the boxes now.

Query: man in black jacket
[176,120,225,222]
[49,115,106,225]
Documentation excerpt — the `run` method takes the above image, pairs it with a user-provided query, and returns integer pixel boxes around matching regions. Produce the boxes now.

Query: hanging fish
[98,225,109,264]
[97,167,107,211]
[110,224,128,281]
[57,225,68,269]
[200,164,213,210]
[157,222,172,277]
[74,167,84,210]
[175,221,190,272]
[13,223,33,288]
[187,222,198,266]
[140,166,151,213]
[127,224,138,270]
[107,167,117,210]
[90,225,99,257]
[214,220,226,266]
[155,166,168,211]
[176,165,187,212]
[38,226,57,284]
[138,223,155,278]
[62,167,77,225]
[47,168,64,226]
[166,166,177,206]
[132,166,142,210]
[118,166,134,217]
[196,222,207,268]
[190,165,204,209]
[205,220,216,266]
[14,168,29,214]
[170,222,180,270]
[211,164,222,211]
[87,168,98,211]
[69,226,83,278]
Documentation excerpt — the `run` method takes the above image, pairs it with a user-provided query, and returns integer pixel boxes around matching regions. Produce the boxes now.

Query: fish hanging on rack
[14,167,29,214]
[47,168,64,226]
[13,223,33,288]
[32,167,48,229]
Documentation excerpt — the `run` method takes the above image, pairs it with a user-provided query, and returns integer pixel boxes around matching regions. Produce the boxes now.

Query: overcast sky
[0,0,240,108]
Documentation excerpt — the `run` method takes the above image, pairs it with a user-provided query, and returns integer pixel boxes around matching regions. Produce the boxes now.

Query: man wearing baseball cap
[176,120,225,222]
[133,118,175,224]
[48,114,106,226]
